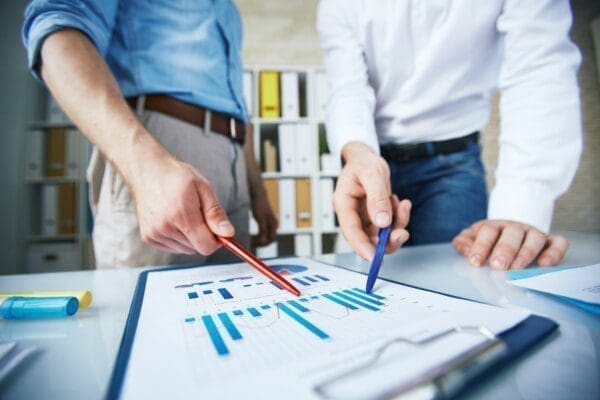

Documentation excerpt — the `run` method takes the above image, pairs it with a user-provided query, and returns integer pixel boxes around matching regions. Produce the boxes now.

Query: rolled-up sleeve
[490,0,582,232]
[22,0,119,80]
[317,0,378,158]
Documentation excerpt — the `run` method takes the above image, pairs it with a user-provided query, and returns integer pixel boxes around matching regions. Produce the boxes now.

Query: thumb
[197,183,235,237]
[360,169,393,228]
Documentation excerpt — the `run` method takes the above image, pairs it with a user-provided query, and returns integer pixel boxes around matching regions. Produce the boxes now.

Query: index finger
[334,192,376,261]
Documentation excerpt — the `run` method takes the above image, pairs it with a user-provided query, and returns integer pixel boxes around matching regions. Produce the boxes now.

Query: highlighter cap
[0,296,79,319]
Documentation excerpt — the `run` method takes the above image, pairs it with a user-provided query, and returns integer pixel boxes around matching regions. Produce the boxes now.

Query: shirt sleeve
[316,0,379,158]
[22,0,120,80]
[489,0,582,232]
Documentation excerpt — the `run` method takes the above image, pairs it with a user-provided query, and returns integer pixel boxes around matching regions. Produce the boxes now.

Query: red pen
[216,236,301,297]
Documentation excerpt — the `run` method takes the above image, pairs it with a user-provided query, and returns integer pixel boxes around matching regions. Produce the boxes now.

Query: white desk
[1,231,598,399]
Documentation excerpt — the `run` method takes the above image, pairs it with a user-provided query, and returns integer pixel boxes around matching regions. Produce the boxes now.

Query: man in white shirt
[317,0,582,269]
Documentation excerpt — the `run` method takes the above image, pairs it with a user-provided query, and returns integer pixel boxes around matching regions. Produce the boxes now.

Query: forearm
[40,29,171,189]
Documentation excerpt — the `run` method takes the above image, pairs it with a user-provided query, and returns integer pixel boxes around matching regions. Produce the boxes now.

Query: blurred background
[0,0,598,275]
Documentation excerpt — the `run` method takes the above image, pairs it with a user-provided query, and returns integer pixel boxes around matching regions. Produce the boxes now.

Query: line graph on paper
[170,258,456,382]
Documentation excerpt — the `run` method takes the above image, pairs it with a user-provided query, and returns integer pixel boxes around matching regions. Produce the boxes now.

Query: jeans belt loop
[203,109,211,136]
[135,95,146,116]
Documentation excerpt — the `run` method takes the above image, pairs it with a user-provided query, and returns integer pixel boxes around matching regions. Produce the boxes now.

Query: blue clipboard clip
[365,225,392,293]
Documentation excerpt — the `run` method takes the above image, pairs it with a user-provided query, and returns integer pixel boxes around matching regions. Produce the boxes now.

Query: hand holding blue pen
[365,225,392,293]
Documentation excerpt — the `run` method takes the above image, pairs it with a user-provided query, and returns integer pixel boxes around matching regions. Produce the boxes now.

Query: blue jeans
[387,140,488,246]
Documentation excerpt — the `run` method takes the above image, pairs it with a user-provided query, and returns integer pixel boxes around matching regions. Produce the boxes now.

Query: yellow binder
[259,71,280,118]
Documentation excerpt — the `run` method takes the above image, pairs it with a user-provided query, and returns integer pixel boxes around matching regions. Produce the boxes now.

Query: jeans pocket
[436,145,486,178]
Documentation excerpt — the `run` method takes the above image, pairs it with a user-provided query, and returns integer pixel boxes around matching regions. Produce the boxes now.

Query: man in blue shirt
[23,0,277,267]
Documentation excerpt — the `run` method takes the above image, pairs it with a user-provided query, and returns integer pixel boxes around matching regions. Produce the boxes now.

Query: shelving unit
[22,109,93,273]
[244,66,347,257]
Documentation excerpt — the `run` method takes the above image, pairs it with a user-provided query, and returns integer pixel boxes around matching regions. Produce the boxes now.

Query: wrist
[112,126,174,191]
[341,141,377,164]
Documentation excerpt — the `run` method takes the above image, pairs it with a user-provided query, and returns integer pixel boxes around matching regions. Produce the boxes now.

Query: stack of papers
[0,341,36,383]
[507,264,600,314]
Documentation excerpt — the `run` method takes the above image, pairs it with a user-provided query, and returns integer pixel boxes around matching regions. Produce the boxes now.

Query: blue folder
[106,261,558,399]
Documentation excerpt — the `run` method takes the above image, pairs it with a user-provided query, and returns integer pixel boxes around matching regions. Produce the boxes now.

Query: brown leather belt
[126,94,246,144]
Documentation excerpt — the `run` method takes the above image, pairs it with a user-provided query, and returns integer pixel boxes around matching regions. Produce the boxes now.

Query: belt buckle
[229,118,237,140]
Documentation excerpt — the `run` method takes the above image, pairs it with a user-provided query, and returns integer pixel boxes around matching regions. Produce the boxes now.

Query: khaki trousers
[88,109,250,268]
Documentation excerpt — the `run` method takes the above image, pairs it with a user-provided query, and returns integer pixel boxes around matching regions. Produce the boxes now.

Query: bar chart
[181,269,333,304]
[183,288,388,356]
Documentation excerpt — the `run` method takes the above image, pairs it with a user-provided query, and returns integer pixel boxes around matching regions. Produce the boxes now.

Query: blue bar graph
[343,289,385,306]
[201,315,229,356]
[310,295,319,299]
[218,313,242,340]
[233,310,243,316]
[304,276,318,283]
[353,288,386,300]
[276,303,329,339]
[187,292,198,299]
[184,317,195,323]
[287,300,309,313]
[292,277,310,286]
[322,293,358,310]
[247,307,261,317]
[203,289,213,295]
[315,274,330,282]
[299,298,309,302]
[270,281,283,290]
[333,291,380,311]
[218,288,233,300]
[260,305,271,310]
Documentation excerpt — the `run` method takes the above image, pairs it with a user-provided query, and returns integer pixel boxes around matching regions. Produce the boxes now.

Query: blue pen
[365,225,392,293]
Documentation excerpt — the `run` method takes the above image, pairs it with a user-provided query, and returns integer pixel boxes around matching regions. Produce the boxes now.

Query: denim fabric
[387,140,488,246]
[23,0,248,122]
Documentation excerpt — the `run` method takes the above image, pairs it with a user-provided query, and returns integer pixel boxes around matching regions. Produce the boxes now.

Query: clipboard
[106,259,558,400]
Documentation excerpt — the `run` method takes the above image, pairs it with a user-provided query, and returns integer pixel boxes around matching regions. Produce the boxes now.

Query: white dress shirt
[317,0,582,233]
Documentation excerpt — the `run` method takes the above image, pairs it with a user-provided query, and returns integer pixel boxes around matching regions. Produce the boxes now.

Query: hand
[130,152,235,255]
[250,188,278,247]
[335,142,411,261]
[452,220,569,269]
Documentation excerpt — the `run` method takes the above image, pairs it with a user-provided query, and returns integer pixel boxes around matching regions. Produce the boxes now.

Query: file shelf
[22,107,94,272]
[244,66,346,257]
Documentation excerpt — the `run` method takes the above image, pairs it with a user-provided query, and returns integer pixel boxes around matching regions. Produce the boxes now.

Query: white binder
[294,234,312,257]
[319,178,335,230]
[278,178,297,231]
[26,130,44,179]
[281,71,299,120]
[295,124,314,174]
[316,72,329,122]
[41,184,58,236]
[278,124,297,174]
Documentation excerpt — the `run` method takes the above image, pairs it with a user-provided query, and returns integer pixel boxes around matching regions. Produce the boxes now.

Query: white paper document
[120,258,529,399]
[508,264,600,305]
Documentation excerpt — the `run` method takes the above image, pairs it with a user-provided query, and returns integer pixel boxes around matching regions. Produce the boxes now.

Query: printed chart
[120,257,529,400]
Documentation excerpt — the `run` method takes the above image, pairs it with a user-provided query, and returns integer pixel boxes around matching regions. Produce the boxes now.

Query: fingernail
[375,211,390,226]
[469,254,482,267]
[490,256,506,270]
[512,256,525,269]
[218,221,233,230]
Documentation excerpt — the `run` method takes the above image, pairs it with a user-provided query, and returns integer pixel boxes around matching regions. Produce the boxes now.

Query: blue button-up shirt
[23,0,248,122]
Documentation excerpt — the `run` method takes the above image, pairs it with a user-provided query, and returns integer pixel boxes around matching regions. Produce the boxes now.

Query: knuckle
[204,203,226,218]
[519,247,537,261]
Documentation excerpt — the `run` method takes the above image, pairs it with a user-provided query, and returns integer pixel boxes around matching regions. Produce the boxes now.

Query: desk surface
[1,231,599,400]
